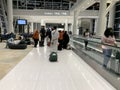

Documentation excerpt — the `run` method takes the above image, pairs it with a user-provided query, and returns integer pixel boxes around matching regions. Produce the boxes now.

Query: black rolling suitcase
[49,52,57,62]
[58,44,62,51]
[39,41,44,47]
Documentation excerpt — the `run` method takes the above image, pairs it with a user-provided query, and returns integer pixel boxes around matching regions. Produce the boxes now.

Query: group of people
[6,26,116,69]
[82,28,117,69]
[32,26,70,52]
[32,26,56,48]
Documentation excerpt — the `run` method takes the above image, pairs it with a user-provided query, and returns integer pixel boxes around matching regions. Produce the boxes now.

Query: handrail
[70,35,120,52]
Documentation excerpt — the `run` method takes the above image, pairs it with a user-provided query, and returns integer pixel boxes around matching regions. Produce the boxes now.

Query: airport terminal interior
[0,0,120,90]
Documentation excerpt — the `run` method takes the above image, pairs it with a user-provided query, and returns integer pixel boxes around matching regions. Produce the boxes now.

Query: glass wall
[114,1,120,38]
[13,0,73,10]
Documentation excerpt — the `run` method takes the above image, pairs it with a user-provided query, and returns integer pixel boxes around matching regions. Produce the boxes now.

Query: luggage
[66,44,72,50]
[49,52,57,62]
[58,44,62,50]
[110,58,120,74]
[39,41,44,47]
[110,50,120,74]
[115,51,120,74]
[47,41,51,46]
[114,59,120,73]
[116,51,120,60]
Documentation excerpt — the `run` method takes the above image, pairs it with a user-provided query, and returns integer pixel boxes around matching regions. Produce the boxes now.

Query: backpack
[49,52,57,62]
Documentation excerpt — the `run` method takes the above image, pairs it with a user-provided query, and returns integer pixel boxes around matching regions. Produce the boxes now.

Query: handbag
[116,51,120,62]
[47,41,51,46]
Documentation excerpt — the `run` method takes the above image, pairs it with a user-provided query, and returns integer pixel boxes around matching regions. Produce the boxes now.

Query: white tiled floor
[0,46,116,90]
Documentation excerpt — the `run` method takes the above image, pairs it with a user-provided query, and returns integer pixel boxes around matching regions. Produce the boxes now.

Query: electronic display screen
[17,19,27,25]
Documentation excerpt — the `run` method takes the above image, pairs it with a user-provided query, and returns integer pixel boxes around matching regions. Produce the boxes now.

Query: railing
[70,35,120,51]
[70,35,120,74]
[69,35,120,89]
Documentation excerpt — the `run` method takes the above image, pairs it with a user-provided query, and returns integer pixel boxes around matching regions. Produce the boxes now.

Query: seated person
[6,36,25,48]
[14,36,22,44]
[5,37,14,48]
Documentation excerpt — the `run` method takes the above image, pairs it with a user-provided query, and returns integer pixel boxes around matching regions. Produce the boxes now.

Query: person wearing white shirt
[51,26,59,52]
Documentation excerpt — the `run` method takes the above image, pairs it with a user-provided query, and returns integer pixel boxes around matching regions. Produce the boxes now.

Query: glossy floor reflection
[0,46,116,90]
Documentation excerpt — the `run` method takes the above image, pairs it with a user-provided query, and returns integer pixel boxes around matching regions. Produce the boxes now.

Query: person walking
[101,27,117,68]
[63,31,70,49]
[83,29,90,50]
[58,30,64,50]
[40,26,46,46]
[33,29,39,48]
[46,27,52,46]
[51,26,59,52]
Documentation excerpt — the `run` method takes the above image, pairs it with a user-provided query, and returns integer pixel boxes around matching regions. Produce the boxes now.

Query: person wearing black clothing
[83,29,90,50]
[46,28,52,42]
[40,26,46,46]
[63,31,69,49]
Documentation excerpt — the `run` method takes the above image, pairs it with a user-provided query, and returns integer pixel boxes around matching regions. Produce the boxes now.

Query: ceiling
[13,0,77,10]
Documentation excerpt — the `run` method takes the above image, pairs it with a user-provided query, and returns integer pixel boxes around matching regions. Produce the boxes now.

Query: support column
[41,19,45,26]
[69,1,72,10]
[78,18,82,28]
[71,24,73,34]
[73,10,78,35]
[108,5,115,28]
[96,0,107,36]
[7,0,14,33]
[65,19,68,31]
[90,19,93,33]
[78,18,82,35]
[94,18,98,35]
[0,18,3,34]
[76,18,79,35]
[31,22,33,32]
